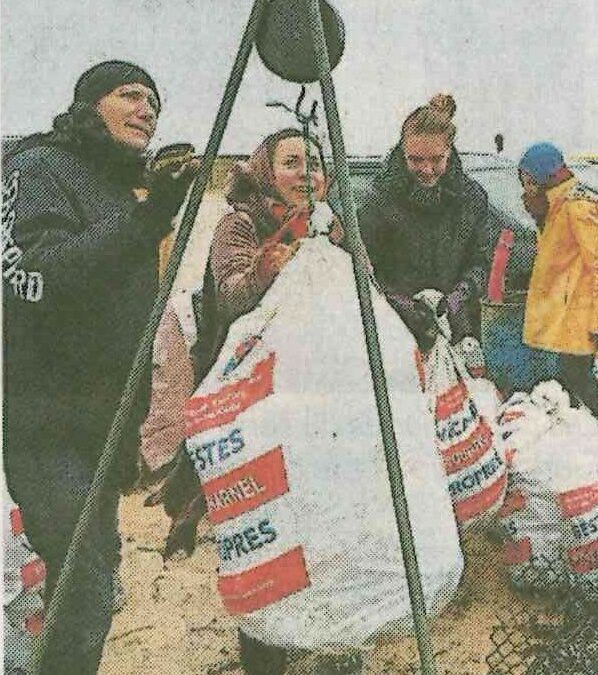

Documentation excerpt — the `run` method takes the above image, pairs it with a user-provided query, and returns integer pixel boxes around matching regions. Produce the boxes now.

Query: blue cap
[518,142,565,185]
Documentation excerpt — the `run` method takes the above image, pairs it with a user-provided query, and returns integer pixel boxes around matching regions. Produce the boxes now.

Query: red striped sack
[419,336,506,530]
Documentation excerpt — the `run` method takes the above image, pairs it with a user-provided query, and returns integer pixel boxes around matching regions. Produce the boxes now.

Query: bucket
[481,291,561,394]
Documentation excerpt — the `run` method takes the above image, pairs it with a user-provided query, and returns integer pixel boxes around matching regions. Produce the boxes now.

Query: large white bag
[185,239,463,651]
[498,382,598,596]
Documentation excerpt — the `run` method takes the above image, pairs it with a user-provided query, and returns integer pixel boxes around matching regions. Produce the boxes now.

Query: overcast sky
[2,0,597,159]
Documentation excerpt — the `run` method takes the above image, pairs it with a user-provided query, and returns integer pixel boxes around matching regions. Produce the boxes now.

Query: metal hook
[266,85,318,129]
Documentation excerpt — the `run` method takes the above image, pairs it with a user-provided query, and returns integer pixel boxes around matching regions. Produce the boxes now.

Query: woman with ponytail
[358,93,490,350]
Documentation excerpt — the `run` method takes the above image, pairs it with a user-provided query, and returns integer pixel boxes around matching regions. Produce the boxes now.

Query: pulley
[255,0,345,83]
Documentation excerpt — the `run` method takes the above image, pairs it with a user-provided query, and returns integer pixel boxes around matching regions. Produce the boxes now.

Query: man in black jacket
[358,94,489,350]
[2,60,192,673]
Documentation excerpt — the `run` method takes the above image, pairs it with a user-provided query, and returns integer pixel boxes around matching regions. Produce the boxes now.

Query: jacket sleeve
[569,198,598,335]
[455,186,490,301]
[2,155,169,303]
[209,211,276,322]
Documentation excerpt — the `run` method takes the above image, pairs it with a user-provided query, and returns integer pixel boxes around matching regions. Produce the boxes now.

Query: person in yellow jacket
[519,142,598,415]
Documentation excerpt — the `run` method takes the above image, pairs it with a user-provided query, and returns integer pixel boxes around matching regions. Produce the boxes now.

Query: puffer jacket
[2,140,170,489]
[357,146,490,338]
[524,177,598,355]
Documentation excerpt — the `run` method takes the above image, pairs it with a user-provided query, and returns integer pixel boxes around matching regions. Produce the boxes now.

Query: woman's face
[272,136,326,206]
[403,133,451,188]
[96,83,159,152]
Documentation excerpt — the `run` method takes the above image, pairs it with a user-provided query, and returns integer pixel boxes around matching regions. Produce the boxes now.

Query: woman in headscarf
[161,127,348,675]
[192,127,341,381]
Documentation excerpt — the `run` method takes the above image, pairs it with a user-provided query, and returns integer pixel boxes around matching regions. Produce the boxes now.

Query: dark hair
[8,102,147,185]
[225,127,326,205]
[400,93,457,145]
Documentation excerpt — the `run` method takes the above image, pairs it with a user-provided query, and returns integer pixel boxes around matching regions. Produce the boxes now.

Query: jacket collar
[546,176,577,212]
[377,144,467,208]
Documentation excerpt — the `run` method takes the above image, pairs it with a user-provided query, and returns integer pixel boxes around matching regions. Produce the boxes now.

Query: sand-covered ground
[99,492,535,675]
[100,192,539,674]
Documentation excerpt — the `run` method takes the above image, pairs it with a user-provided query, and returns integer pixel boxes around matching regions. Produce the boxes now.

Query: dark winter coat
[357,146,490,338]
[2,139,170,491]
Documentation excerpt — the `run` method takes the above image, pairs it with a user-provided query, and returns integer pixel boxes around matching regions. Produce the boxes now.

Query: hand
[257,241,300,281]
[412,298,439,352]
[443,283,474,344]
[145,143,201,222]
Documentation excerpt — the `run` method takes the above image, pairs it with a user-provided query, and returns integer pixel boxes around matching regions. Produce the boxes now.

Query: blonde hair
[400,93,457,145]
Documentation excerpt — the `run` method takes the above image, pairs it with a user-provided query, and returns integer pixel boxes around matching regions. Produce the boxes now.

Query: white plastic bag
[3,474,46,674]
[417,337,506,529]
[498,382,598,595]
[185,238,463,650]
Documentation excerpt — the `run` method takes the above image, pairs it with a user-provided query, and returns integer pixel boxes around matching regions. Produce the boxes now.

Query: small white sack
[498,382,598,595]
[185,239,463,651]
[3,475,46,674]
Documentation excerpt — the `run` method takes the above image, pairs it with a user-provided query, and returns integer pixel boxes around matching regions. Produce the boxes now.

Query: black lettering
[449,480,461,497]
[462,475,476,490]
[9,269,27,297]
[25,272,43,302]
[232,533,249,557]
[220,537,234,561]
[258,519,277,544]
[473,467,486,487]
[218,437,230,462]
[244,527,262,551]
[229,428,245,453]
[3,244,21,266]
[202,440,216,467]
[189,446,206,472]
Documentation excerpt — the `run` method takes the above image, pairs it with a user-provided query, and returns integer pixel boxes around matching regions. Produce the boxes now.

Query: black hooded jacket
[2,125,171,484]
[357,146,490,336]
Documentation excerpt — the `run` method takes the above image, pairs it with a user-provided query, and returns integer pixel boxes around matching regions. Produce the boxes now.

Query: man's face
[96,83,159,151]
[519,170,540,198]
[403,133,451,188]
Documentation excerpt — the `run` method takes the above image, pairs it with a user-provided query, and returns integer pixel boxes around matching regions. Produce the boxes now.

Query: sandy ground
[99,493,533,675]
[100,193,535,674]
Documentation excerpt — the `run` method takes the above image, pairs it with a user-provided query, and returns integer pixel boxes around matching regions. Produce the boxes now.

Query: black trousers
[5,436,121,675]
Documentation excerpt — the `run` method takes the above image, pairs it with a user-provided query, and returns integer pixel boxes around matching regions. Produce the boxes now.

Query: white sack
[185,238,463,651]
[498,382,598,595]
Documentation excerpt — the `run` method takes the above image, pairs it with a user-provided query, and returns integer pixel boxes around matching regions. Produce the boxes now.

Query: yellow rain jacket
[524,177,598,355]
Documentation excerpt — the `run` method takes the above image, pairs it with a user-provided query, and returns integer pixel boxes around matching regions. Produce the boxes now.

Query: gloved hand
[143,143,201,224]
[437,281,474,344]
[387,293,438,352]
[144,449,207,559]
[411,297,440,352]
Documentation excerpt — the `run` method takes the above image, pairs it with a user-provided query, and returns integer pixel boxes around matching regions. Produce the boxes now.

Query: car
[335,152,598,293]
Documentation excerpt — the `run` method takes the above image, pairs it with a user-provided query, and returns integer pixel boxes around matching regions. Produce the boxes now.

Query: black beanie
[74,60,161,112]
